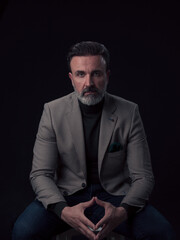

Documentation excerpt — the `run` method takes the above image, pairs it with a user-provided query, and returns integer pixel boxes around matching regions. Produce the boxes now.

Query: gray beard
[73,84,107,106]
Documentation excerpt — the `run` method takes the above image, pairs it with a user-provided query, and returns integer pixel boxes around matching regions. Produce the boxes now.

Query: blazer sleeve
[121,105,155,209]
[30,103,66,209]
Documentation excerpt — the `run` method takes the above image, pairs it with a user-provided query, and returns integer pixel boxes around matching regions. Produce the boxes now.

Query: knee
[147,221,175,240]
[135,220,176,240]
[155,221,176,240]
[12,218,33,240]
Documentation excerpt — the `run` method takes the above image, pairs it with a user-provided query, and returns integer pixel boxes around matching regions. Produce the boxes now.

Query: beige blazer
[30,92,154,210]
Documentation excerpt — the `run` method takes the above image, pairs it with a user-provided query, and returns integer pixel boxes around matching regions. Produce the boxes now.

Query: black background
[0,1,179,239]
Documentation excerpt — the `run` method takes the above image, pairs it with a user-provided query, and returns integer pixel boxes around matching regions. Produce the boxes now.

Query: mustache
[82,86,99,95]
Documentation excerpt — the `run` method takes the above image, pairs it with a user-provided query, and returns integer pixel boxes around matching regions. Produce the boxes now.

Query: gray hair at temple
[67,41,110,72]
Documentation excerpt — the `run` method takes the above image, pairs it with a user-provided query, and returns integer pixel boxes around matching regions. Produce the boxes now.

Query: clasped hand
[61,196,127,240]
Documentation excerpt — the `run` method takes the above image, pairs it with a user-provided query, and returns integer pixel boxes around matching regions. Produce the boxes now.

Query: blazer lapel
[98,93,118,172]
[66,94,87,179]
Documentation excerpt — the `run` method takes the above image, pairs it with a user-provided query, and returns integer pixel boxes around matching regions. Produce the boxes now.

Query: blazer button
[81,183,86,188]
[63,191,68,196]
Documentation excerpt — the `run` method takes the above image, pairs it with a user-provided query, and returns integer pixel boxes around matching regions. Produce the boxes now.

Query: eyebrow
[92,70,103,73]
[75,70,85,75]
[75,69,103,74]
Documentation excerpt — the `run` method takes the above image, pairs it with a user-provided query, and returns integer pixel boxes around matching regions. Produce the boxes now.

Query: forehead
[70,55,106,71]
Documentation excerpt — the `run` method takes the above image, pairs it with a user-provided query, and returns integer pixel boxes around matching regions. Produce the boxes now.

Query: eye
[76,71,85,77]
[92,71,102,77]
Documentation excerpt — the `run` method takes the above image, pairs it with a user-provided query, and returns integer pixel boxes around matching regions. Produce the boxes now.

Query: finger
[81,215,96,230]
[81,197,95,209]
[95,215,108,230]
[78,223,96,240]
[95,224,109,240]
[80,228,95,240]
[94,197,106,207]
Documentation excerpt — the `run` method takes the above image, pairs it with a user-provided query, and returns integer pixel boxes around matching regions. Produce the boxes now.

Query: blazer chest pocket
[107,149,125,158]
[104,150,126,174]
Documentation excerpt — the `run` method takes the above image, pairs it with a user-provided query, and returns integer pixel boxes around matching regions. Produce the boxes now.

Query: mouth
[84,91,97,96]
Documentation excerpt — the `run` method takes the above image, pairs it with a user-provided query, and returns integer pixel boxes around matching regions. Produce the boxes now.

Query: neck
[78,97,104,114]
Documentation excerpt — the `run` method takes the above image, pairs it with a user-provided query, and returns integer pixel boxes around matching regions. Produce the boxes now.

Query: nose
[85,74,93,87]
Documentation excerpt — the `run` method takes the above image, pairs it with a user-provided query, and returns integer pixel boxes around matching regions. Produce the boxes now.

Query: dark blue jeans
[12,184,176,240]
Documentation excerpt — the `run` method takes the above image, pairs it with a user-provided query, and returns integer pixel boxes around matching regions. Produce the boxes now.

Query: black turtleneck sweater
[78,99,104,184]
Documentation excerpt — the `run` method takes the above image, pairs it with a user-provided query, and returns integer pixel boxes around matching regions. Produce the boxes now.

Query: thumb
[81,197,95,209]
[94,197,106,207]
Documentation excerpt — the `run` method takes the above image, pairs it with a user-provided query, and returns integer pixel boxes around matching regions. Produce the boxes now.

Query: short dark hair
[67,41,110,71]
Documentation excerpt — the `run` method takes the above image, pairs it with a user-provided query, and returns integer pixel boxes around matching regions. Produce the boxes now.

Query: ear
[68,72,74,86]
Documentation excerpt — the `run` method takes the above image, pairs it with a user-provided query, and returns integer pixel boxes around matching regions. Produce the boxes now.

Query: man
[12,41,175,240]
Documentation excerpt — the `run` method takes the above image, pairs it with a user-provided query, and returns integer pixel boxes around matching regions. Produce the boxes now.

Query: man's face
[69,55,110,105]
